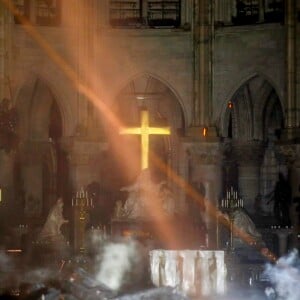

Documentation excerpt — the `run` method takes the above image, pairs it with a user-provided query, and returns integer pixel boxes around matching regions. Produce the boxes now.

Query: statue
[119,169,176,219]
[159,184,177,216]
[222,208,265,247]
[121,169,161,219]
[113,200,124,219]
[38,198,68,243]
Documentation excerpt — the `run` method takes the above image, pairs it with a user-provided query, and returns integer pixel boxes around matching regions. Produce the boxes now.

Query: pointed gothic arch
[14,73,75,139]
[112,72,188,128]
[12,77,71,220]
[107,74,185,186]
[220,74,283,140]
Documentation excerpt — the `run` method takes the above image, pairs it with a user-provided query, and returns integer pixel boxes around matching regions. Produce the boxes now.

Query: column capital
[184,141,222,165]
[19,140,53,164]
[232,141,265,166]
[276,143,300,166]
[59,137,108,166]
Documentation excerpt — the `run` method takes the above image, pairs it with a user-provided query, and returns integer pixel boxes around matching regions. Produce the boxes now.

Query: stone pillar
[0,150,15,224]
[184,141,222,248]
[273,228,293,256]
[258,0,264,23]
[277,144,300,248]
[188,0,216,137]
[61,138,107,251]
[233,141,264,213]
[0,2,12,100]
[215,0,232,25]
[62,138,107,190]
[74,0,98,136]
[285,0,297,130]
[20,142,50,221]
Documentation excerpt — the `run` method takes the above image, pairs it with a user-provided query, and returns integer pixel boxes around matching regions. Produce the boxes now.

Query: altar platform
[110,216,207,249]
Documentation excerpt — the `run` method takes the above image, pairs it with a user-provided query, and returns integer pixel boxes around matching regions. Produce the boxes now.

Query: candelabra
[72,187,93,253]
[220,187,243,210]
[219,187,244,250]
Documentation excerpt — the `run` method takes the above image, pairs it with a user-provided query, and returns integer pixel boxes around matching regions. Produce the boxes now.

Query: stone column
[74,0,98,136]
[61,138,107,190]
[20,142,49,221]
[233,141,264,213]
[188,0,216,137]
[184,141,222,248]
[61,137,107,252]
[285,0,297,130]
[215,0,232,25]
[258,0,264,23]
[277,144,300,248]
[0,150,15,224]
[0,3,12,100]
[273,228,293,256]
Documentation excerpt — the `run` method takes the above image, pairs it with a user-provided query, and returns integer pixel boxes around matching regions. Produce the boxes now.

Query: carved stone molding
[60,137,108,166]
[232,141,265,166]
[185,142,222,165]
[276,144,300,166]
[20,141,53,164]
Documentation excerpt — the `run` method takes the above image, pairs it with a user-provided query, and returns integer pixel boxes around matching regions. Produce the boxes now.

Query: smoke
[263,249,300,300]
[94,238,147,292]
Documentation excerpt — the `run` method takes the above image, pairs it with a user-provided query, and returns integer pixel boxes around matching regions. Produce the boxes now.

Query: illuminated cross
[120,108,171,170]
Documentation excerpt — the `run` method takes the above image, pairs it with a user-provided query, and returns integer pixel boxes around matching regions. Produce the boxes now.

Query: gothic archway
[14,78,70,223]
[115,74,184,181]
[221,75,283,141]
[220,75,284,212]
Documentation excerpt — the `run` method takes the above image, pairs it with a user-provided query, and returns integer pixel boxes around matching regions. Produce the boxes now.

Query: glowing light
[6,249,22,253]
[202,127,207,137]
[120,108,170,170]
[228,101,233,109]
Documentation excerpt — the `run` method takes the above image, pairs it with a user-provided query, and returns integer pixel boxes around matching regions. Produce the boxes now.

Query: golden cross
[120,108,170,170]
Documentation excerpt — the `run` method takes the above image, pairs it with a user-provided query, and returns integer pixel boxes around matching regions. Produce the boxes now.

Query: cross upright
[119,108,171,170]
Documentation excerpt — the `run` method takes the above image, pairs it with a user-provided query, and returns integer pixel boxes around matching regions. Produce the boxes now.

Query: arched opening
[96,74,185,225]
[221,75,284,211]
[112,74,185,183]
[15,79,70,226]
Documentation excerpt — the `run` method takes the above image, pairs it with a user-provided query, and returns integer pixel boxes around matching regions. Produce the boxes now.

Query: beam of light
[3,0,181,249]
[1,0,121,130]
[3,0,278,259]
[6,249,22,253]
[149,152,277,262]
[2,0,139,180]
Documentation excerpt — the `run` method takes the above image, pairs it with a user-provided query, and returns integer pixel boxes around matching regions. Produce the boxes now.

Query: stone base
[31,237,70,266]
[281,127,300,142]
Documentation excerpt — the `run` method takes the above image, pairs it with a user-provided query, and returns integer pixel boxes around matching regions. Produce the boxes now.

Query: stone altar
[149,250,226,297]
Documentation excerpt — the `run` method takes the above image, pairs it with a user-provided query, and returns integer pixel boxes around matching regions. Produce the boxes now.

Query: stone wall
[213,23,285,127]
